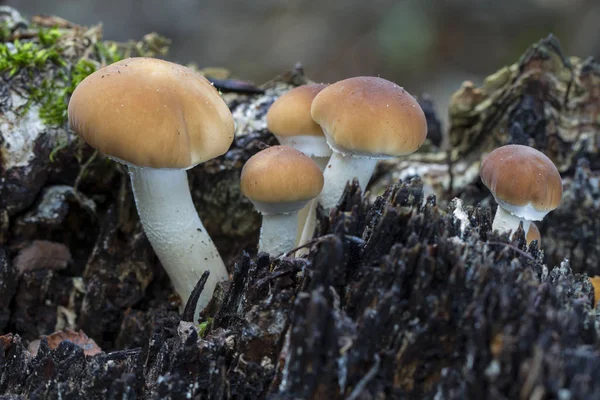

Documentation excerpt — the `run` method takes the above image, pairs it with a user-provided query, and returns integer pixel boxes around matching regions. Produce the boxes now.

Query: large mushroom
[68,57,234,319]
[480,144,562,236]
[240,146,323,255]
[300,76,428,245]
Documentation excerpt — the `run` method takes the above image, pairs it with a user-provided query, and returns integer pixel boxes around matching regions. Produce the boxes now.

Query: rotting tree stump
[1,7,600,399]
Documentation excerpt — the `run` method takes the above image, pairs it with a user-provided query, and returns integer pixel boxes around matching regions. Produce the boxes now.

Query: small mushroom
[480,144,562,237]
[300,76,428,245]
[266,83,332,169]
[267,84,331,243]
[240,146,323,255]
[68,57,234,319]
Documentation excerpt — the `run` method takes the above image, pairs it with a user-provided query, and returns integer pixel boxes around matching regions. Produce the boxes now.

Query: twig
[182,270,210,323]
[281,234,365,258]
[105,347,141,361]
[487,241,534,260]
[208,78,264,95]
[346,353,381,400]
[73,150,98,191]
[252,261,307,289]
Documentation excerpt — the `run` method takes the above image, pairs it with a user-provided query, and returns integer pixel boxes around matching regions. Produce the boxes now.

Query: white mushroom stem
[128,166,228,318]
[492,206,531,237]
[312,156,330,171]
[295,156,330,245]
[259,212,299,255]
[276,135,331,158]
[299,152,378,245]
[320,152,379,209]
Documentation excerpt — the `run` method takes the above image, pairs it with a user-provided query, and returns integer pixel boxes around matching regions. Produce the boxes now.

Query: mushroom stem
[295,156,330,245]
[492,206,531,237]
[276,135,331,158]
[299,152,378,245]
[320,152,378,210]
[312,156,330,171]
[259,212,299,255]
[128,166,228,317]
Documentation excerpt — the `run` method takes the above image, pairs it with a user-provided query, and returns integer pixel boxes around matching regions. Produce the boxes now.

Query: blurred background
[3,0,600,120]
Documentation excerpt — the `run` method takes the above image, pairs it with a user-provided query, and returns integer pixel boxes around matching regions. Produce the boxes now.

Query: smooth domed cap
[310,76,427,157]
[480,145,563,220]
[267,84,328,137]
[68,57,235,169]
[240,146,324,208]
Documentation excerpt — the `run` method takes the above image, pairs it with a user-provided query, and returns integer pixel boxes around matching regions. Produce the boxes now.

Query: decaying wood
[1,7,600,400]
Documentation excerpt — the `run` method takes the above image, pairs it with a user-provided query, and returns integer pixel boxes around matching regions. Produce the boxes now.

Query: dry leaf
[0,333,13,349]
[28,329,102,357]
[13,240,72,275]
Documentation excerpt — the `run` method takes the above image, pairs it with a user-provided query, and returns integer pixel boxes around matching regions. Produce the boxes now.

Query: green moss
[1,26,123,128]
[0,39,65,77]
[0,22,10,42]
[96,41,123,65]
[197,318,213,338]
[37,27,62,46]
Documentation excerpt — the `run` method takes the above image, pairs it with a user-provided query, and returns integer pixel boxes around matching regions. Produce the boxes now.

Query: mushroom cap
[590,276,600,308]
[267,84,328,137]
[310,76,427,157]
[240,146,324,213]
[68,57,235,169]
[480,145,562,221]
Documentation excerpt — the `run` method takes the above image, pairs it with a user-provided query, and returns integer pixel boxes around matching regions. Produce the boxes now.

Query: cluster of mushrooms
[67,57,563,321]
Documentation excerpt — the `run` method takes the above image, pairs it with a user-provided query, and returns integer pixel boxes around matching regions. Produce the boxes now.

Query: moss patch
[1,26,123,127]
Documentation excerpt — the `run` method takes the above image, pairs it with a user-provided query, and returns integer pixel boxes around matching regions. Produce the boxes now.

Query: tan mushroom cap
[310,76,427,157]
[68,57,235,169]
[266,84,328,137]
[590,276,600,308]
[240,146,324,205]
[480,145,562,220]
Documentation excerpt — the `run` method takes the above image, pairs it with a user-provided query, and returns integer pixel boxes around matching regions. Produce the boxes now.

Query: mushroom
[68,57,234,318]
[266,83,331,243]
[240,146,323,255]
[266,83,332,169]
[299,76,428,245]
[480,144,562,236]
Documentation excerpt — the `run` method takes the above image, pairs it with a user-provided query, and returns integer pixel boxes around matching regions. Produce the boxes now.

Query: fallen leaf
[28,329,102,357]
[13,240,72,275]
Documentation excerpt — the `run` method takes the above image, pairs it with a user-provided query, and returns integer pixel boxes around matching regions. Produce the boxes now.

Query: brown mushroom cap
[310,76,427,157]
[267,84,328,137]
[240,146,324,207]
[480,145,562,220]
[68,57,235,169]
[590,276,600,308]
